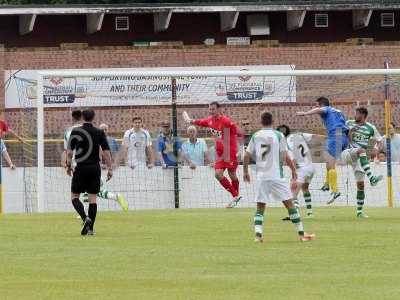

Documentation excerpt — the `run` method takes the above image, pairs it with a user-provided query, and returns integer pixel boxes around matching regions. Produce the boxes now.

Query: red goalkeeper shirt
[193,115,241,162]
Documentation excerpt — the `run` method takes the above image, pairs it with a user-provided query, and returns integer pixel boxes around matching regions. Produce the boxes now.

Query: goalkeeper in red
[183,101,242,208]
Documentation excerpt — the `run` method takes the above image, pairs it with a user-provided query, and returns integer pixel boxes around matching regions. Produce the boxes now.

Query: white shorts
[255,178,292,203]
[296,164,315,184]
[341,148,365,181]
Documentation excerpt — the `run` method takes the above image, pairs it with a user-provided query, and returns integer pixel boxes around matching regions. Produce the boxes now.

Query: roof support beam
[220,11,239,32]
[154,10,172,32]
[86,12,104,34]
[352,9,372,30]
[19,14,36,35]
[286,10,306,31]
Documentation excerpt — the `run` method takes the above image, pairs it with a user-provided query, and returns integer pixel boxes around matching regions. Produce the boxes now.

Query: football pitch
[0,207,399,300]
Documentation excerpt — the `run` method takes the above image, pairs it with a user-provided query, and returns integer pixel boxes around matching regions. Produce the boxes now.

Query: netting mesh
[5,71,400,213]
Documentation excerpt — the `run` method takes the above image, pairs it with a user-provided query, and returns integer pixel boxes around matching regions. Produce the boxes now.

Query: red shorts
[214,160,238,171]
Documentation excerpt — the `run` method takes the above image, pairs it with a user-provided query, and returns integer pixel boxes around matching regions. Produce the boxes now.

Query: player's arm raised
[297,107,324,116]
[183,111,209,127]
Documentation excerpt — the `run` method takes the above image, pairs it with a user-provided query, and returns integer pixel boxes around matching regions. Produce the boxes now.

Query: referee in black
[66,109,112,235]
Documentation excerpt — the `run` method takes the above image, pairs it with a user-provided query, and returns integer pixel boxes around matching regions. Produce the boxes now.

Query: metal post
[171,77,180,208]
[384,60,393,208]
[37,74,45,213]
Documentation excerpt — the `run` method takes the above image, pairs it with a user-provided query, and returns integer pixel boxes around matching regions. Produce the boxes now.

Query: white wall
[3,163,400,214]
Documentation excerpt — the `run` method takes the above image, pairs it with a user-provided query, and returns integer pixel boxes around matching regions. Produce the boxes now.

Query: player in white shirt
[287,132,316,217]
[119,116,155,169]
[277,125,324,218]
[63,110,128,211]
[243,111,315,243]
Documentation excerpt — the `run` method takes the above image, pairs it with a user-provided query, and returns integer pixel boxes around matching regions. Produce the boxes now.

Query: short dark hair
[71,110,82,122]
[276,124,291,137]
[133,116,142,122]
[209,101,221,108]
[261,111,273,126]
[316,97,330,107]
[356,107,368,118]
[82,109,95,122]
[391,122,396,128]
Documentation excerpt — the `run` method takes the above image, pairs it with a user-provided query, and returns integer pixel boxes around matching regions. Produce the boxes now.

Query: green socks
[357,190,365,213]
[254,208,265,236]
[303,192,313,215]
[288,207,304,236]
[359,153,373,181]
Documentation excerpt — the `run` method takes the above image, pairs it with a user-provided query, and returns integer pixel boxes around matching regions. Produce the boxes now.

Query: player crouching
[243,111,315,243]
[341,107,383,218]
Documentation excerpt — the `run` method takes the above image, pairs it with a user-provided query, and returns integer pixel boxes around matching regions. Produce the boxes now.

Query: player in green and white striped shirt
[63,110,128,211]
[341,107,383,218]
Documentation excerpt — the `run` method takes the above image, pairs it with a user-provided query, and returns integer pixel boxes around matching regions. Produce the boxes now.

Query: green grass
[1,207,399,300]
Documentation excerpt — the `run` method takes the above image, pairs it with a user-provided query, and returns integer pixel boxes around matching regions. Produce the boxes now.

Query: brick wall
[2,44,400,137]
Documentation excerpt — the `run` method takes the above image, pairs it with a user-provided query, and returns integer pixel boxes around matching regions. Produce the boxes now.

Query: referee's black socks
[72,198,87,221]
[88,203,97,230]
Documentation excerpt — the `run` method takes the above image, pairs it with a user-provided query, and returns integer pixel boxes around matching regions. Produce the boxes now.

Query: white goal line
[37,68,400,78]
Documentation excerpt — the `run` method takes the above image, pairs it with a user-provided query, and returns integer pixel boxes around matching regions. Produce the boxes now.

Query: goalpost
[8,67,400,213]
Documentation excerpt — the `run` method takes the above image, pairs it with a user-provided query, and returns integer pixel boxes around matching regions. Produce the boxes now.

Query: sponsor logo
[50,77,63,86]
[214,69,276,101]
[44,77,86,97]
[43,94,75,104]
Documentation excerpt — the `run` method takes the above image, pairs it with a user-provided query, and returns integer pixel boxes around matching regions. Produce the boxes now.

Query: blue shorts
[326,135,349,159]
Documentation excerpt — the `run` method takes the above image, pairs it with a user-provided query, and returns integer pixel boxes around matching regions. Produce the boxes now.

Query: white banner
[4,65,296,108]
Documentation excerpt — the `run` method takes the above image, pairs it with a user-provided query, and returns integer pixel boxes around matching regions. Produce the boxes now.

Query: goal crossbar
[38,68,400,78]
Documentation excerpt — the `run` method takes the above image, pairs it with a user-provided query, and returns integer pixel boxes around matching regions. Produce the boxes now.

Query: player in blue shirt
[297,97,349,204]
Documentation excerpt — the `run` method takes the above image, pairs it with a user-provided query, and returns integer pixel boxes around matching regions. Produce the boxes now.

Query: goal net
[6,67,400,213]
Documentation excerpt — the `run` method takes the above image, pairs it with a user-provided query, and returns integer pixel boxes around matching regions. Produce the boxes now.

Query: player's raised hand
[243,172,251,183]
[296,112,306,116]
[182,111,192,124]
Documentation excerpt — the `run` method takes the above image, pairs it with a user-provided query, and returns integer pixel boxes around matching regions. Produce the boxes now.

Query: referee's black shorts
[71,164,101,194]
